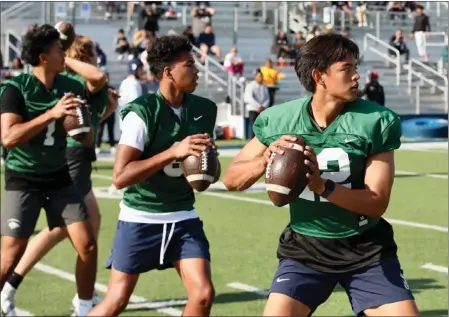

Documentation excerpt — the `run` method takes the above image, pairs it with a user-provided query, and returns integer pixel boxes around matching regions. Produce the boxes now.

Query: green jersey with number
[62,71,108,148]
[120,90,217,213]
[253,97,401,239]
[0,73,86,174]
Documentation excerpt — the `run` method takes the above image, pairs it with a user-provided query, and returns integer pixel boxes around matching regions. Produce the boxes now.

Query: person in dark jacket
[359,71,385,106]
[389,29,410,61]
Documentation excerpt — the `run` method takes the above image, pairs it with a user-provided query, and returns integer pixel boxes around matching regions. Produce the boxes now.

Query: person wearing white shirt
[118,58,144,130]
[244,69,270,138]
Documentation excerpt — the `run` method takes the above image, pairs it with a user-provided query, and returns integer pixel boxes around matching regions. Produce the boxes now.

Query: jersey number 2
[299,147,350,202]
[163,142,184,177]
[43,122,56,146]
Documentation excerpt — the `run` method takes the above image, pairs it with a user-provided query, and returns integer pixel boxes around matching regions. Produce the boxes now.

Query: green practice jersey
[1,73,86,174]
[62,71,108,148]
[254,97,401,239]
[120,90,217,213]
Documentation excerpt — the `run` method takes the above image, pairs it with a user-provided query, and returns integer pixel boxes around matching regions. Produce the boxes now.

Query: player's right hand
[172,134,212,159]
[263,135,298,164]
[49,93,81,119]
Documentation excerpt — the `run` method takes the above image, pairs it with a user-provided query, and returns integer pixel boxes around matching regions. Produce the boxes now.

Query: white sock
[76,298,93,316]
[2,282,16,295]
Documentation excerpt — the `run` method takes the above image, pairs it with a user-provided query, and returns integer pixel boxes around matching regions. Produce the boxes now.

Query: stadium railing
[407,58,448,113]
[363,33,401,85]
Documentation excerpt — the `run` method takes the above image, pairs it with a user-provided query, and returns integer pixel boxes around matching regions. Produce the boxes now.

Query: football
[62,97,91,142]
[183,145,220,192]
[265,137,309,207]
[54,21,76,51]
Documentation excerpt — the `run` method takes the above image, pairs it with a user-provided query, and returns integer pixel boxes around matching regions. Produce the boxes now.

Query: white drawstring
[159,223,176,265]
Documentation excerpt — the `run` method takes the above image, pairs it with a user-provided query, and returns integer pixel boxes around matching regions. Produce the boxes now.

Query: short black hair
[294,33,359,92]
[21,24,60,66]
[146,35,192,78]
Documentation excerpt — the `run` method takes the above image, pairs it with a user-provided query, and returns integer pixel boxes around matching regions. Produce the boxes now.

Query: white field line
[34,263,185,316]
[226,282,268,297]
[421,263,448,274]
[15,308,34,316]
[91,176,448,234]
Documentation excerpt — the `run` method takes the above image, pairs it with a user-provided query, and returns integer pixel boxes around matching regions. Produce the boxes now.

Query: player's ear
[164,66,174,81]
[311,69,325,89]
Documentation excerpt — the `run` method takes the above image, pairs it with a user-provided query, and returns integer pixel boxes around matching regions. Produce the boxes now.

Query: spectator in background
[359,71,385,106]
[387,1,406,24]
[324,23,334,34]
[164,6,181,20]
[142,7,160,36]
[260,59,286,107]
[410,5,431,61]
[271,31,294,60]
[389,29,410,61]
[118,59,144,129]
[332,1,353,25]
[244,69,269,138]
[223,46,244,80]
[198,24,221,63]
[191,4,215,38]
[115,29,131,60]
[131,29,152,59]
[183,26,197,46]
[97,74,118,154]
[291,31,306,58]
[355,2,368,27]
[306,25,321,42]
[96,43,107,70]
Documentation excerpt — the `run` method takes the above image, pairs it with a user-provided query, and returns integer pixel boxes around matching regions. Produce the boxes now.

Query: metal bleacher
[2,1,447,137]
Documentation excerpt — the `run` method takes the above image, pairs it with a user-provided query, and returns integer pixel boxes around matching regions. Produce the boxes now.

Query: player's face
[41,40,65,74]
[324,54,360,102]
[170,51,199,93]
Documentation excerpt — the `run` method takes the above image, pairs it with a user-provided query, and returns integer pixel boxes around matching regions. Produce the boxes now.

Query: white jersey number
[43,121,56,146]
[299,147,351,202]
[163,142,184,177]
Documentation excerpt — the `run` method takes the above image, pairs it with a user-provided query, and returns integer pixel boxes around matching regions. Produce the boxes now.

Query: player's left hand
[304,146,326,194]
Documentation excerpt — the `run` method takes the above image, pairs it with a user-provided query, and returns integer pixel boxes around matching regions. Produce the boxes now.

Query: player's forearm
[223,156,266,191]
[113,148,177,189]
[325,184,389,218]
[100,98,117,123]
[65,57,107,94]
[2,112,54,149]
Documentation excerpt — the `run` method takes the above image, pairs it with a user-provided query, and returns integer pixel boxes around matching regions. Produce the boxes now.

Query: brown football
[265,137,309,207]
[182,145,220,192]
[54,21,76,51]
[62,98,91,142]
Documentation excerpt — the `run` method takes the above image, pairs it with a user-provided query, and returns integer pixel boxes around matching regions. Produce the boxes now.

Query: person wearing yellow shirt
[260,59,286,107]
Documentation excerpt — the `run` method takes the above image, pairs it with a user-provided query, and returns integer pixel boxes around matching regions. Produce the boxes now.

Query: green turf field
[2,148,448,316]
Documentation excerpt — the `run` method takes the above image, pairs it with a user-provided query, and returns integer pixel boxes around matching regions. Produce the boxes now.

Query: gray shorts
[1,185,89,238]
[67,158,92,197]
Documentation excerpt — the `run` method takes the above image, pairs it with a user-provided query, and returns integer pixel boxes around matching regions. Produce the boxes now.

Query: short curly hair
[146,35,192,78]
[21,24,60,67]
[294,33,359,93]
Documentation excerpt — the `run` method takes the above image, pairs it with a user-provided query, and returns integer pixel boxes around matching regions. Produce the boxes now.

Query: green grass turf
[2,149,448,316]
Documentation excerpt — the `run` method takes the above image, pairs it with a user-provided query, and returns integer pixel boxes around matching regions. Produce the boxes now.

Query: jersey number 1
[43,122,56,146]
[299,147,351,202]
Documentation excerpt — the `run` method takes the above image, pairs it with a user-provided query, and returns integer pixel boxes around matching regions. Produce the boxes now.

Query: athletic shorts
[269,257,415,315]
[1,185,89,238]
[67,158,93,197]
[106,218,210,274]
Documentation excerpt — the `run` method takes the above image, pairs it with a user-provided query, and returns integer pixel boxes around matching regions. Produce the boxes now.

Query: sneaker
[0,289,16,317]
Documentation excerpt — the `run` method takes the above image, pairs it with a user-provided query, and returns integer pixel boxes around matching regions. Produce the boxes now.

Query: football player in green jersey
[223,34,419,316]
[0,25,98,316]
[1,34,113,314]
[88,35,217,317]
